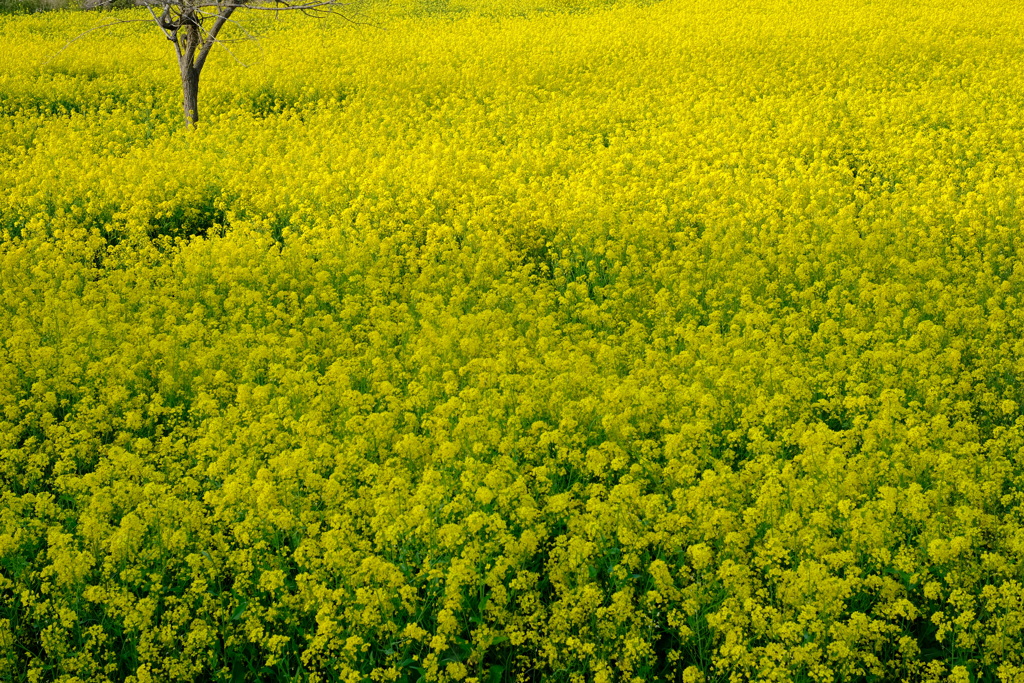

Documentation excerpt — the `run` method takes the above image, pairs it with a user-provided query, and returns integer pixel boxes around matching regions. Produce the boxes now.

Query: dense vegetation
[2,0,1023,680]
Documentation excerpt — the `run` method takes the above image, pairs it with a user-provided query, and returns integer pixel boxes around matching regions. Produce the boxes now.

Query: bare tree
[90,0,355,126]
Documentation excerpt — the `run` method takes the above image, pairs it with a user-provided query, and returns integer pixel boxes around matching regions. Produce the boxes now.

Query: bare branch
[214,1,377,27]
[229,1,350,10]
[146,3,177,41]
[194,4,238,72]
[41,18,156,70]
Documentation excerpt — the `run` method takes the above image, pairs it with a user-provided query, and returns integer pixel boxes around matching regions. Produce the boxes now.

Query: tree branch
[41,18,156,70]
[195,3,238,73]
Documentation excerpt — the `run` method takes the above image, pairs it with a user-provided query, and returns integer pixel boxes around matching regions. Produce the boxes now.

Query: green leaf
[230,599,248,621]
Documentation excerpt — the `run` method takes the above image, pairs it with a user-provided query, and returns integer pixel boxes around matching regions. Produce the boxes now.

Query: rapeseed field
[2,0,1023,680]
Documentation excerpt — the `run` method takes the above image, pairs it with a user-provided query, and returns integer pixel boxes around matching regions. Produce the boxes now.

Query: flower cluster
[2,0,1024,681]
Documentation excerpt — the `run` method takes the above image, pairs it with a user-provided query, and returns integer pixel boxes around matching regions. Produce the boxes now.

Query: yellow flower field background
[1,0,1023,680]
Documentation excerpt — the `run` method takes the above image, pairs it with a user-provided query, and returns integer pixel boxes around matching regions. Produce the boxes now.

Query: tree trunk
[180,61,200,127]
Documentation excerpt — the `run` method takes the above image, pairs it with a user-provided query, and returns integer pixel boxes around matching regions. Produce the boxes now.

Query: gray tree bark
[179,60,199,126]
